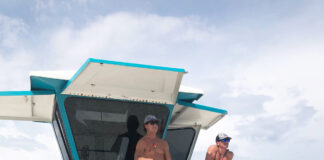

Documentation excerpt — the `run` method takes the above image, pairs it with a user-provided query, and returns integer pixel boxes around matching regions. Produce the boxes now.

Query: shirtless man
[205,133,234,160]
[134,115,172,160]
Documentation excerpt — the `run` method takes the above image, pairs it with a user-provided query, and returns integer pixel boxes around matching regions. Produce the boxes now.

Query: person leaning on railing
[205,133,234,160]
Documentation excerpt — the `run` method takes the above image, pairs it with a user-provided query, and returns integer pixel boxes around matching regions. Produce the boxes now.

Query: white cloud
[0,50,36,90]
[193,52,324,159]
[192,30,324,159]
[230,52,324,114]
[1,1,324,158]
[40,12,223,69]
[0,121,29,139]
[0,145,61,160]
[0,14,27,49]
[0,14,34,90]
[34,0,55,11]
[0,120,62,160]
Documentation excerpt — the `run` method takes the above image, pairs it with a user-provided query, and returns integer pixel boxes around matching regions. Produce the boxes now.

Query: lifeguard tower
[0,58,227,160]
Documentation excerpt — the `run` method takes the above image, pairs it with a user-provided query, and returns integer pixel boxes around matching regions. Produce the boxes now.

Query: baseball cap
[144,115,159,124]
[216,133,232,142]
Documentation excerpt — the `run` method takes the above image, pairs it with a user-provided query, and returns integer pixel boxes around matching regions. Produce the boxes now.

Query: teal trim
[162,104,174,139]
[30,76,68,93]
[177,92,203,102]
[56,94,80,160]
[0,91,54,96]
[89,58,186,73]
[177,100,228,114]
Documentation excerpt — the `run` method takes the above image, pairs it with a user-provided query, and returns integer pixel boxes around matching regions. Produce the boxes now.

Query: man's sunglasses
[146,120,159,125]
[220,138,231,143]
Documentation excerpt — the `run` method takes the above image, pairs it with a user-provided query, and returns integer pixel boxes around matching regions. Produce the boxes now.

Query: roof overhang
[0,91,55,122]
[62,58,185,105]
[169,100,227,129]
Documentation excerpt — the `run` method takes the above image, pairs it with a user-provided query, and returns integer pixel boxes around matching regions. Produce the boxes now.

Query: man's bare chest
[143,140,164,157]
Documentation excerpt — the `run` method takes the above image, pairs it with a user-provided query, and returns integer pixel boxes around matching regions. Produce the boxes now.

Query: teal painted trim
[162,104,174,139]
[0,91,54,96]
[30,76,68,93]
[89,58,186,73]
[56,94,80,160]
[177,92,203,102]
[178,100,228,114]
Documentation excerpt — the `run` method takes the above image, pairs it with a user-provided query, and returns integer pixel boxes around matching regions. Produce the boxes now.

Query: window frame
[166,125,201,160]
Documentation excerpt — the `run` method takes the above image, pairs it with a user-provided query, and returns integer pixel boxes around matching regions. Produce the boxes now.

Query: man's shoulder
[207,145,218,150]
[206,145,217,158]
[226,150,234,158]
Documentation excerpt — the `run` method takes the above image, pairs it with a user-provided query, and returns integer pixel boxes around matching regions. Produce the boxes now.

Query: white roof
[62,62,185,105]
[169,102,226,129]
[0,94,55,122]
[30,71,204,96]
[1,59,226,128]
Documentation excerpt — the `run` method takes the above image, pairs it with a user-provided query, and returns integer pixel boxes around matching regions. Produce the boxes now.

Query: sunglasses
[220,138,231,143]
[146,120,158,125]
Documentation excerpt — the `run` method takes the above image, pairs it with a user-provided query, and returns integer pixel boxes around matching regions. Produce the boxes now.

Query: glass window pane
[165,128,196,160]
[53,106,72,160]
[64,97,170,160]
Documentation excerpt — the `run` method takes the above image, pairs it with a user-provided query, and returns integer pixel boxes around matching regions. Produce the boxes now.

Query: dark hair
[216,135,220,142]
[216,135,231,142]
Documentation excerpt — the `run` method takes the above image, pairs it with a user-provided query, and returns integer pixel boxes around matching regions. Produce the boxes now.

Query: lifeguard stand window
[64,97,170,160]
[165,128,196,160]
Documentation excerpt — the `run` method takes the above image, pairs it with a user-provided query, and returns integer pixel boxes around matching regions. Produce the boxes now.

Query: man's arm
[163,141,172,160]
[205,145,216,160]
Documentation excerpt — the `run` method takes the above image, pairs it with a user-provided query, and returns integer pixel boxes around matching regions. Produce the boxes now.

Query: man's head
[144,114,159,134]
[216,133,231,149]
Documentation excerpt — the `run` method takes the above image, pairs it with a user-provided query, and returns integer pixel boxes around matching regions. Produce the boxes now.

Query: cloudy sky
[1,0,324,159]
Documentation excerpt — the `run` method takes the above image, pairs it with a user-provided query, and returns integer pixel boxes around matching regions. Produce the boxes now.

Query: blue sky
[1,0,324,159]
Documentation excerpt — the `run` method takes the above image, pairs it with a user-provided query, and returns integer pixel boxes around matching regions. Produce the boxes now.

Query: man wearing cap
[134,115,172,160]
[205,133,234,160]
